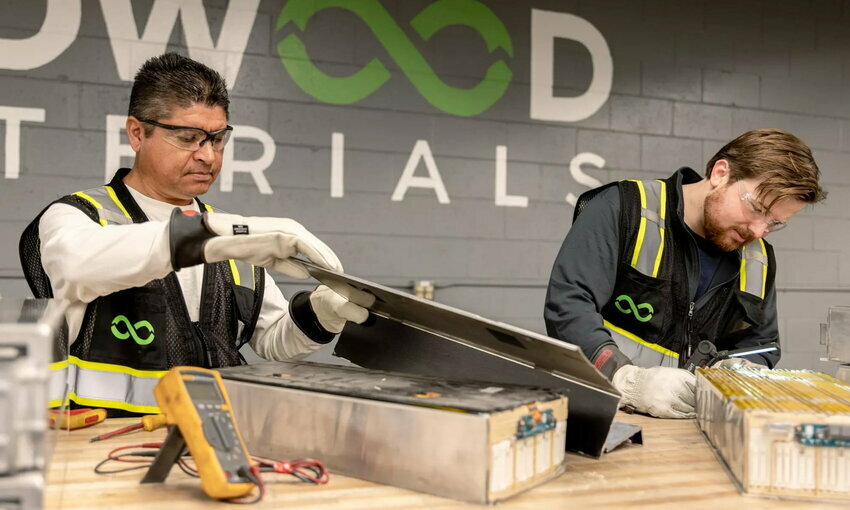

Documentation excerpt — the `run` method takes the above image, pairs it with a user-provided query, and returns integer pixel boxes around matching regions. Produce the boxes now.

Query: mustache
[733,227,755,244]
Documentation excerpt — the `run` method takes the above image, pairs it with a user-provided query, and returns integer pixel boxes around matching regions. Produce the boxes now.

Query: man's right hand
[169,210,341,279]
[612,365,696,419]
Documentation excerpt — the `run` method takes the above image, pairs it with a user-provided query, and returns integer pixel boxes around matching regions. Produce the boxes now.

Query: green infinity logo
[614,295,655,323]
[276,0,513,117]
[111,315,155,346]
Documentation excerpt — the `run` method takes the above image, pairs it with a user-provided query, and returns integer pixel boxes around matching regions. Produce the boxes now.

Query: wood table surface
[44,412,844,509]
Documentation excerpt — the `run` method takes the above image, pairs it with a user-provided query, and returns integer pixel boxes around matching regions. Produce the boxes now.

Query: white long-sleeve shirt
[38,186,322,361]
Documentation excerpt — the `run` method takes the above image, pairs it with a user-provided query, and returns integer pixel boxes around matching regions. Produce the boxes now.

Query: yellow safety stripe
[104,185,131,219]
[49,359,68,370]
[759,238,767,298]
[630,180,647,268]
[604,320,680,359]
[204,203,243,286]
[229,260,241,286]
[739,256,747,294]
[652,180,667,278]
[67,355,168,378]
[72,191,107,226]
[67,392,160,415]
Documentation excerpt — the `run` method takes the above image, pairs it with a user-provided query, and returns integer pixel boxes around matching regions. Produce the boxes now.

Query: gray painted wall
[1,0,848,373]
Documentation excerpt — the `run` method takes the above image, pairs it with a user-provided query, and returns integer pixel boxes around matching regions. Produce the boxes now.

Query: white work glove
[711,357,765,369]
[309,285,369,333]
[170,210,341,279]
[612,365,696,419]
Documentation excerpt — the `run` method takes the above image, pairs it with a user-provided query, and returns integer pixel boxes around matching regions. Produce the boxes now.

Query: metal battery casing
[0,298,67,510]
[220,361,568,504]
[0,298,66,475]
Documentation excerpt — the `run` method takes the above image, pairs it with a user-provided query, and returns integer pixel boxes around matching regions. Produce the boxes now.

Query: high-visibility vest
[22,169,263,414]
[599,178,771,368]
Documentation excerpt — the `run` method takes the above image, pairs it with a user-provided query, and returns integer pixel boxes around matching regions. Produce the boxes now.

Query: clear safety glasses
[139,118,233,152]
[737,181,787,233]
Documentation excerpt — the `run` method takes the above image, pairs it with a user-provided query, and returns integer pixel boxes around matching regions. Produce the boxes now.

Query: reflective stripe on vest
[628,179,667,278]
[48,359,69,408]
[603,179,673,366]
[604,320,678,368]
[740,238,768,299]
[204,204,256,290]
[66,356,163,413]
[48,357,163,413]
[73,186,133,226]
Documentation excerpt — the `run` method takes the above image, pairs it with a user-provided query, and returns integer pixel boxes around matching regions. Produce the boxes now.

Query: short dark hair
[706,129,826,209]
[128,53,229,132]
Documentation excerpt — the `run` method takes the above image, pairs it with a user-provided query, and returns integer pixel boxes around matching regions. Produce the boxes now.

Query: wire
[92,442,326,505]
[252,457,329,485]
[225,465,265,505]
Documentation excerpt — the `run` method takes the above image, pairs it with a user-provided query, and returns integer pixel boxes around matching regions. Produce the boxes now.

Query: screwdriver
[48,408,107,430]
[89,414,168,442]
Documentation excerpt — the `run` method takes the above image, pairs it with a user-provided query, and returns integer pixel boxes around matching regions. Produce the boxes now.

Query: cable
[92,442,325,505]
[225,465,265,505]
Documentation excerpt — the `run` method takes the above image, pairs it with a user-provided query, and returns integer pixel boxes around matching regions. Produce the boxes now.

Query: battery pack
[220,361,568,504]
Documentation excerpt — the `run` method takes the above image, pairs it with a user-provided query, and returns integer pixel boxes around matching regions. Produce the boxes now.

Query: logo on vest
[111,315,156,345]
[614,295,654,323]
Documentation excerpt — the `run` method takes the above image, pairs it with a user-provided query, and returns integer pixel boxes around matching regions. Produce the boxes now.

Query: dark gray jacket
[544,168,780,367]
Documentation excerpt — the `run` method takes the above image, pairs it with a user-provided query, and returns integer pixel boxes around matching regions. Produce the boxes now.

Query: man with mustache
[19,53,367,415]
[545,129,825,419]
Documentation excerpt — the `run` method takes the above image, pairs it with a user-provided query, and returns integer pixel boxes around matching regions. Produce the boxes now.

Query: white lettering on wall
[221,125,274,195]
[530,9,612,123]
[99,0,259,90]
[0,0,80,70]
[566,152,604,206]
[391,140,450,204]
[495,145,528,208]
[105,115,136,182]
[331,132,344,198]
[0,106,46,179]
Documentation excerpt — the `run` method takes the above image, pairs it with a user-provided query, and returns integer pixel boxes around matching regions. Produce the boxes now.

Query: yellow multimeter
[152,366,255,499]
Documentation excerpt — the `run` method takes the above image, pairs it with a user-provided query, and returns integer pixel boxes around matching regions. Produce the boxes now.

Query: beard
[703,190,755,251]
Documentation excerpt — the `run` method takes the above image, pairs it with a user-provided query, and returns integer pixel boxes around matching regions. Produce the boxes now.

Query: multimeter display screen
[184,379,224,403]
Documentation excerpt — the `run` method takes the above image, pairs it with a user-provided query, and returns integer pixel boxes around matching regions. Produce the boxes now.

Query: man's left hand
[309,285,369,333]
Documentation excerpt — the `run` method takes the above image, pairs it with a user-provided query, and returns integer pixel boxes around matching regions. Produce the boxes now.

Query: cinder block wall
[1,0,848,372]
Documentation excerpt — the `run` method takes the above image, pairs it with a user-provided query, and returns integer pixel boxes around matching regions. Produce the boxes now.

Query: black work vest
[592,175,774,368]
[19,169,264,413]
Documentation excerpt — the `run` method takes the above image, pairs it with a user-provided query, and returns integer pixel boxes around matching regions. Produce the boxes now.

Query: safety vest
[21,169,264,414]
[599,177,772,368]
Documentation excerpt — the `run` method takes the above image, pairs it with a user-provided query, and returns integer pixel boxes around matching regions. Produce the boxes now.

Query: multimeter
[152,366,255,499]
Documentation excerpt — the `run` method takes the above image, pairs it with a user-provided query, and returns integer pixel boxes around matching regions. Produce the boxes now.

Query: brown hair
[706,129,826,209]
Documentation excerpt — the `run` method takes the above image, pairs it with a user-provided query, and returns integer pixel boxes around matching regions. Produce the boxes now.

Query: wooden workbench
[44,413,842,509]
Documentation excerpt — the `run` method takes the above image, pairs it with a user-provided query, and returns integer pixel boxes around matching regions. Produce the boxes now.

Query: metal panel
[297,261,621,457]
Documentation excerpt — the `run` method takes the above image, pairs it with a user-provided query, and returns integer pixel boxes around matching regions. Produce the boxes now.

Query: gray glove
[169,210,340,279]
[711,357,765,369]
[612,365,696,419]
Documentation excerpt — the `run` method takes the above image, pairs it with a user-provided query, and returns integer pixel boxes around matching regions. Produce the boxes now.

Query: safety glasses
[139,118,233,152]
[737,181,787,233]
